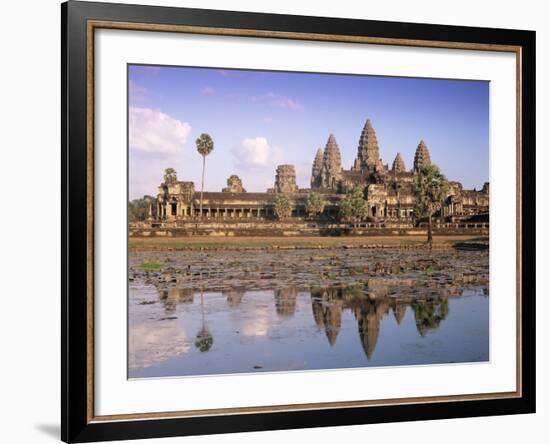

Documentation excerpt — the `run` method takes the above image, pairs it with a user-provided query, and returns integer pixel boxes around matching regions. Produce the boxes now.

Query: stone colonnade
[157,202,273,220]
[155,201,313,221]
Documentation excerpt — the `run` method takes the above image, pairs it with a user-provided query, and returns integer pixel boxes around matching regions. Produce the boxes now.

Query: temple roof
[194,191,343,205]
[198,192,277,203]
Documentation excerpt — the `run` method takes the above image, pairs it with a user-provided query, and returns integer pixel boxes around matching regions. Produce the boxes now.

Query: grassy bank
[128,235,488,251]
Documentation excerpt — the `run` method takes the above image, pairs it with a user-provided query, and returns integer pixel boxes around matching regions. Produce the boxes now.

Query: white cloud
[232,137,282,169]
[200,86,215,96]
[129,321,189,370]
[129,107,191,156]
[252,92,304,111]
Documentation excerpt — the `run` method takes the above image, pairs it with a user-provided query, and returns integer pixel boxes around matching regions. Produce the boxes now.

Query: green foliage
[413,165,449,219]
[128,196,154,222]
[274,193,293,219]
[342,285,366,300]
[195,328,213,352]
[339,186,369,224]
[305,192,326,217]
[413,164,449,245]
[411,300,449,336]
[163,167,177,184]
[139,261,163,272]
[195,133,214,157]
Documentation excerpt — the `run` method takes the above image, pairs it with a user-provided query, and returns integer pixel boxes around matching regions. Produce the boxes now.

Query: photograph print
[127,64,489,379]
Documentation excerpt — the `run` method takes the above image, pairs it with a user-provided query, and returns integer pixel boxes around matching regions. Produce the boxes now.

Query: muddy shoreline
[129,247,489,295]
[128,235,488,251]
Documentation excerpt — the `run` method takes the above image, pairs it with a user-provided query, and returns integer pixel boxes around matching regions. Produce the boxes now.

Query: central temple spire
[357,119,382,170]
[413,140,432,172]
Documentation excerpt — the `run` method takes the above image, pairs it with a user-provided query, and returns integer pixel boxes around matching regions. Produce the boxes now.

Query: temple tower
[321,134,342,189]
[274,164,298,194]
[413,140,432,172]
[392,153,406,173]
[356,119,383,171]
[310,148,324,188]
[275,288,298,317]
[222,175,246,193]
[393,304,407,325]
[355,306,381,361]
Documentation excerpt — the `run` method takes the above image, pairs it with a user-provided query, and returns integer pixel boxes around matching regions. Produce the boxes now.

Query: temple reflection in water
[155,279,477,362]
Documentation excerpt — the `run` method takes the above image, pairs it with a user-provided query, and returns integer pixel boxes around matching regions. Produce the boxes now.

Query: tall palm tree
[195,133,214,218]
[413,164,449,247]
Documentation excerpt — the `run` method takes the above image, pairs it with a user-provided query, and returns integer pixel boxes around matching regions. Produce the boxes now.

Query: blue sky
[128,64,489,200]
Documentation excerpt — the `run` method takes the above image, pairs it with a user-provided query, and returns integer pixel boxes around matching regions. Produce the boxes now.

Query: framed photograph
[61,1,535,442]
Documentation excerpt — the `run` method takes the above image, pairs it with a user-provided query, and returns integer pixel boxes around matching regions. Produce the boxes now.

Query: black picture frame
[61,1,536,442]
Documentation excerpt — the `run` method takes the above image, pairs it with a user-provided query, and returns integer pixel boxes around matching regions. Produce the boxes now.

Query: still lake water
[128,284,489,378]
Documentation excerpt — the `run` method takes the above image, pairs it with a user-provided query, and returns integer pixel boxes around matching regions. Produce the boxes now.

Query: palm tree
[195,273,213,353]
[195,290,213,352]
[413,164,449,247]
[163,167,177,184]
[195,133,214,218]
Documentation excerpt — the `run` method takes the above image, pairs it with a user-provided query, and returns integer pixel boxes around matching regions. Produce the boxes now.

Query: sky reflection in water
[128,284,488,378]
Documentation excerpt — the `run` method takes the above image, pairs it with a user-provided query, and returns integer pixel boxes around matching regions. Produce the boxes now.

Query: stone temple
[148,119,489,226]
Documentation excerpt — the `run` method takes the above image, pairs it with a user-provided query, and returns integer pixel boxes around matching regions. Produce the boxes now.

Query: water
[128,284,489,378]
